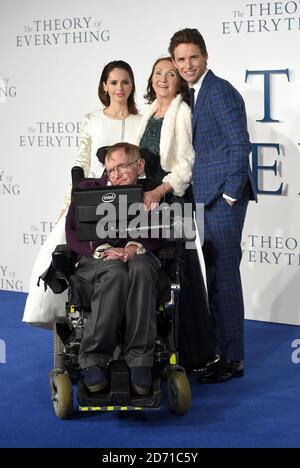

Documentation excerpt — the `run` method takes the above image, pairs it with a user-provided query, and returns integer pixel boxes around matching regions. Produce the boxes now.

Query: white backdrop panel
[1,0,299,325]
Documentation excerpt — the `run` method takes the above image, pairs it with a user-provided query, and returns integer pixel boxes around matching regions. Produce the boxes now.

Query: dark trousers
[176,184,216,368]
[178,247,216,368]
[203,196,249,361]
[74,254,160,370]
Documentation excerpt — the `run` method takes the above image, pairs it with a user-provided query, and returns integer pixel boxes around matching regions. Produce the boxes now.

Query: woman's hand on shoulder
[143,189,161,211]
[143,183,172,211]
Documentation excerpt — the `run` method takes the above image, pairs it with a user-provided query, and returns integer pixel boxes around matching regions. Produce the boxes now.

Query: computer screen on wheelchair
[74,183,195,243]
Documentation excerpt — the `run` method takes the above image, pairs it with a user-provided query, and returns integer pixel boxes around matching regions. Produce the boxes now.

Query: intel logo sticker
[102,192,116,203]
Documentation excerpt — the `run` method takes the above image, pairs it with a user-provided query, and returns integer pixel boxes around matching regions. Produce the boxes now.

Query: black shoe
[130,366,152,395]
[187,354,221,376]
[197,358,244,384]
[82,366,108,392]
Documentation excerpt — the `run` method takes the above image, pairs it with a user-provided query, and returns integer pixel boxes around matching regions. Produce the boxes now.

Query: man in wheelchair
[65,142,166,396]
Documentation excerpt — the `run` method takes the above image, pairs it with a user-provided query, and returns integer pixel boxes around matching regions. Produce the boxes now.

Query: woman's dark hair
[144,57,189,104]
[98,60,138,115]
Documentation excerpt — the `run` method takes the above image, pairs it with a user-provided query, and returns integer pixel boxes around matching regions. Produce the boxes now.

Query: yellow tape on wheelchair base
[170,354,177,365]
[79,406,142,412]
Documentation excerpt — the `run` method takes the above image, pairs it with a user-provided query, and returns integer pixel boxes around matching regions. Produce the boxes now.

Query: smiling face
[103,68,133,106]
[151,59,180,101]
[172,43,208,85]
[105,147,144,186]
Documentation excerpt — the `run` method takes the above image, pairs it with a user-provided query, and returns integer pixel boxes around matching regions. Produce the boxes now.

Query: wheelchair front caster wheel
[167,371,191,415]
[51,372,73,419]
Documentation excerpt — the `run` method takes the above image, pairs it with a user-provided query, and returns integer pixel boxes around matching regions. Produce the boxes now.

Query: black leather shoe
[187,354,221,376]
[197,359,244,384]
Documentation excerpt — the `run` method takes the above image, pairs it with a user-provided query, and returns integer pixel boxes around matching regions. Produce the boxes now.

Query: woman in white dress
[23,61,142,329]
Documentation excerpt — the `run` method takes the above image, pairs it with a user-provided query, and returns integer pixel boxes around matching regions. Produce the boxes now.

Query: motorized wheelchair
[46,165,193,419]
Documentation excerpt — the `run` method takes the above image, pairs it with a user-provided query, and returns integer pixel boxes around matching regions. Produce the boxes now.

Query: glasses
[106,160,139,179]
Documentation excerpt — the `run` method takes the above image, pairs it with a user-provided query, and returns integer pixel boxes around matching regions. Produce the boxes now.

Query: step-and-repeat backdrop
[1,0,299,325]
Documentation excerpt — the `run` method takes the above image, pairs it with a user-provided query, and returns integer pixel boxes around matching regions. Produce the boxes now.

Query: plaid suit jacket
[192,70,257,205]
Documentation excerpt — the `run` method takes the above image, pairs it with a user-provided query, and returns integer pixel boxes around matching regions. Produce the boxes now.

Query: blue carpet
[0,290,299,448]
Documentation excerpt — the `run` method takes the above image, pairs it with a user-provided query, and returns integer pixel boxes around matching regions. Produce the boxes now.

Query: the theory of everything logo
[0,77,16,103]
[19,121,81,148]
[0,170,20,196]
[222,1,300,34]
[16,16,110,46]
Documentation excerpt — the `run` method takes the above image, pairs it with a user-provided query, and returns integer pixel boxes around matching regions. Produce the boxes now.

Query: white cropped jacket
[135,94,195,197]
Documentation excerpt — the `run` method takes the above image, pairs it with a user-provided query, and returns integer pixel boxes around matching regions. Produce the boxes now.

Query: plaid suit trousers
[202,196,249,361]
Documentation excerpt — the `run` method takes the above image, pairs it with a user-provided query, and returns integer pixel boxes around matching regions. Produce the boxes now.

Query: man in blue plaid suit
[169,28,257,383]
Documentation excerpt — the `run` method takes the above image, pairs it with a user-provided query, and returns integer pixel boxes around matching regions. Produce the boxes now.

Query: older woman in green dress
[135,57,216,371]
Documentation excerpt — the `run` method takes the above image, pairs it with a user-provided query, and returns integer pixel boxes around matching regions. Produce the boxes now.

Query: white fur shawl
[135,94,195,196]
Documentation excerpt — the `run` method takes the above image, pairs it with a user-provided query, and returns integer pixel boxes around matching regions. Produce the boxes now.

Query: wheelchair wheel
[167,370,191,415]
[51,372,73,419]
